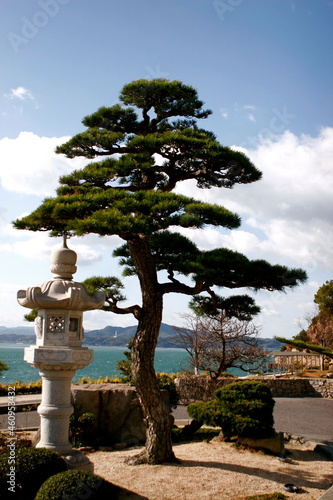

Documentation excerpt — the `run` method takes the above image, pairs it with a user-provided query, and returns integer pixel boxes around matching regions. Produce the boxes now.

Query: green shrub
[69,412,96,447]
[0,447,67,500]
[188,380,275,439]
[187,399,223,427]
[75,375,122,384]
[156,373,179,407]
[116,341,134,383]
[0,380,42,396]
[35,469,118,500]
[0,360,8,377]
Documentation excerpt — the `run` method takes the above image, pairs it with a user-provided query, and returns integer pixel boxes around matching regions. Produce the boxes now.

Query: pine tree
[14,79,307,464]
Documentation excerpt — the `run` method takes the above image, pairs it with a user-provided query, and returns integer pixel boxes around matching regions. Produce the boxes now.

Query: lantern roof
[17,237,105,311]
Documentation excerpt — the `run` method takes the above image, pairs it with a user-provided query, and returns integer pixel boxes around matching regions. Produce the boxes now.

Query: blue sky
[0,0,332,338]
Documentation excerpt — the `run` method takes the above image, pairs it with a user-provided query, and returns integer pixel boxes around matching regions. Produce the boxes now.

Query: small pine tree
[188,380,275,439]
[116,342,134,383]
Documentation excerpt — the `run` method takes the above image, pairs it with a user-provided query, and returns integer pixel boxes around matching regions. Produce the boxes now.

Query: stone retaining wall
[175,375,333,403]
[256,377,333,399]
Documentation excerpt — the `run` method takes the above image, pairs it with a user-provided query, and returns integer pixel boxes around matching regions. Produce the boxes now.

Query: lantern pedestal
[24,346,94,469]
[18,238,105,471]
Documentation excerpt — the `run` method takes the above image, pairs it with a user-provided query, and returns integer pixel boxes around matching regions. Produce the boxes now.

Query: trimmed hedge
[0,447,67,500]
[35,469,118,500]
[188,380,275,439]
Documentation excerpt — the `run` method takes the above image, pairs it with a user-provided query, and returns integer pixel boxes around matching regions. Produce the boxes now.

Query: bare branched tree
[173,314,208,375]
[173,313,268,378]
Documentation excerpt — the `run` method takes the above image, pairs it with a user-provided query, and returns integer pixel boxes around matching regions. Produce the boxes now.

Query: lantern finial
[50,237,77,280]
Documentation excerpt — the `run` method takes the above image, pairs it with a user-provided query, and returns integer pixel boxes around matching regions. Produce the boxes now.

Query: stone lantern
[17,237,105,470]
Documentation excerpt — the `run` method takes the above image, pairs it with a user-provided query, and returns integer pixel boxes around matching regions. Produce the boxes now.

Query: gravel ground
[87,439,333,500]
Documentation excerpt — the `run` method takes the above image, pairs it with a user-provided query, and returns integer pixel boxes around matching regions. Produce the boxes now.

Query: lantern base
[62,448,94,472]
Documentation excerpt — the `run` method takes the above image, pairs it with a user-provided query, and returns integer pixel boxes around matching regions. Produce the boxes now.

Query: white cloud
[237,128,333,222]
[0,231,103,267]
[0,132,87,196]
[220,108,228,119]
[176,127,333,272]
[248,113,256,122]
[0,283,28,327]
[4,86,35,101]
[175,226,261,254]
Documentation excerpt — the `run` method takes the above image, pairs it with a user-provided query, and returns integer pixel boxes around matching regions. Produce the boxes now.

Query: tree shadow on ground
[287,445,332,463]
[170,450,333,491]
[115,484,149,499]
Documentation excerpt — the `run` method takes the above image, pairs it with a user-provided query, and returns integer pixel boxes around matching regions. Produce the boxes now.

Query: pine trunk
[127,237,176,464]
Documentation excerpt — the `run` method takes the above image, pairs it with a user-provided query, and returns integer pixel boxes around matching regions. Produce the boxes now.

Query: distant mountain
[84,323,176,347]
[0,323,282,350]
[0,326,35,344]
[258,337,281,351]
[0,326,34,335]
[0,334,35,344]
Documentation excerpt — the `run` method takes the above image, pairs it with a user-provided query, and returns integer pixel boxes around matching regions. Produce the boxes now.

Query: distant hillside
[258,337,282,350]
[0,326,34,335]
[0,323,282,350]
[84,323,176,347]
[0,326,35,344]
[0,323,176,347]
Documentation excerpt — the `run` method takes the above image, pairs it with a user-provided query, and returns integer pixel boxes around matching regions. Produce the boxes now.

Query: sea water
[0,343,251,385]
[0,343,192,384]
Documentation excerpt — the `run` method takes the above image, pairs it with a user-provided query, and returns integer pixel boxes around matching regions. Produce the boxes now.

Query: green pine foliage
[188,381,275,439]
[275,337,333,359]
[116,342,134,383]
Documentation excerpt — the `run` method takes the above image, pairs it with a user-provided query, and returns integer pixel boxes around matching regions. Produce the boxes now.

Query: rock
[237,431,285,455]
[71,383,170,447]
